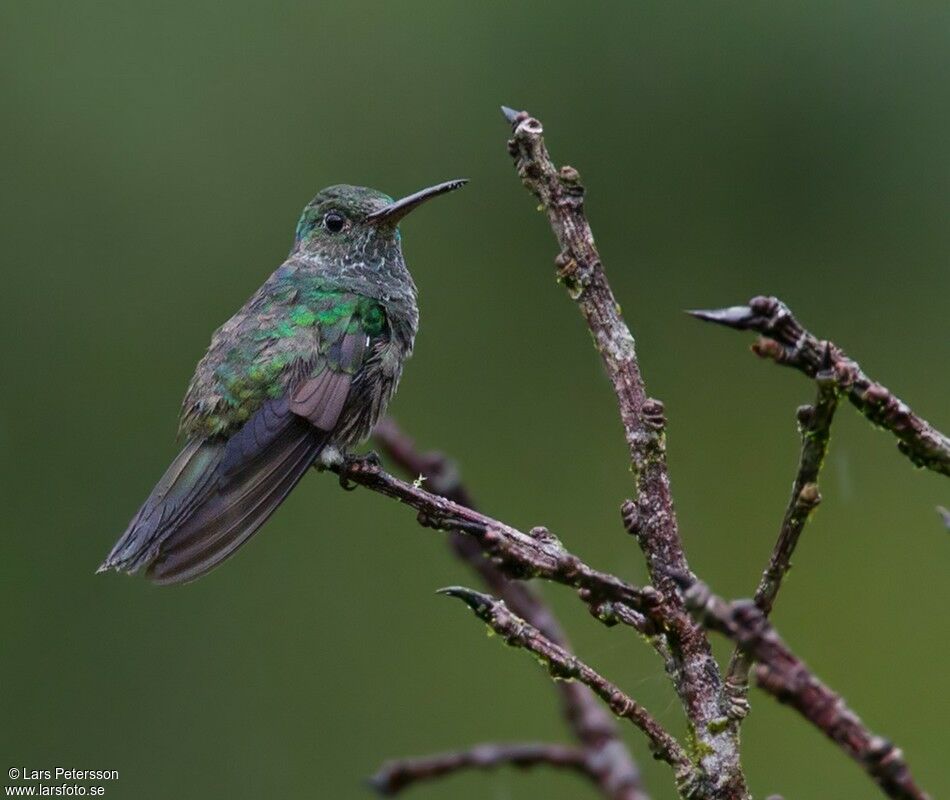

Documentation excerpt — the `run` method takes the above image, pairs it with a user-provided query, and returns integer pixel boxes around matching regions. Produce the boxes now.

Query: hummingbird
[99,179,466,585]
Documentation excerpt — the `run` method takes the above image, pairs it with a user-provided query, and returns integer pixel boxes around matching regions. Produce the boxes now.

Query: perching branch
[690,296,950,477]
[679,576,930,800]
[368,742,593,796]
[440,586,692,782]
[503,105,746,799]
[372,419,648,800]
[334,455,660,622]
[725,375,840,718]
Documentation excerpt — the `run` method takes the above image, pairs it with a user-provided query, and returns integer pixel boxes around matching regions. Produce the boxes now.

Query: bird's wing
[143,398,327,585]
[287,300,369,429]
[103,293,383,586]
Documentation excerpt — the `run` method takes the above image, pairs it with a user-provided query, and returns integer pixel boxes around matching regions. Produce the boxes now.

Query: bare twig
[689,296,950,477]
[368,742,592,796]
[334,456,660,620]
[351,112,940,800]
[373,419,648,800]
[373,419,476,507]
[679,577,930,800]
[373,420,580,641]
[440,586,693,784]
[503,105,745,798]
[725,376,840,718]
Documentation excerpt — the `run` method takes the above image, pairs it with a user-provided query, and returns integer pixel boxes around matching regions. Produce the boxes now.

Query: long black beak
[367,179,467,225]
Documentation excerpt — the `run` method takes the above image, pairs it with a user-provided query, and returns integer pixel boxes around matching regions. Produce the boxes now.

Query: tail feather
[99,438,225,574]
[101,398,326,585]
[147,423,324,585]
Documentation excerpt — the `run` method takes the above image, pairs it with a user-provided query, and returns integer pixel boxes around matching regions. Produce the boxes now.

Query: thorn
[500,105,521,124]
[437,585,493,611]
[686,305,757,330]
[436,584,475,599]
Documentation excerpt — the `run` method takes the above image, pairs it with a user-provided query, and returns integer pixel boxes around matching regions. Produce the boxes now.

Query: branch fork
[343,108,945,800]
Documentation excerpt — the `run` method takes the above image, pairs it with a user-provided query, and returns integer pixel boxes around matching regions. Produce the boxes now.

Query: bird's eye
[323,212,346,233]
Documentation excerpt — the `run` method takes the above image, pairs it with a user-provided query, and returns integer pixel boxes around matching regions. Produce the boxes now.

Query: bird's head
[292,180,466,259]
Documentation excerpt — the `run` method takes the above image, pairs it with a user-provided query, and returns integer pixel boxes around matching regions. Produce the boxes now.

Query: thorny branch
[690,296,950,477]
[679,577,930,800]
[336,448,930,799]
[337,109,940,799]
[368,742,593,796]
[724,375,840,719]
[334,456,660,623]
[372,419,648,800]
[502,105,746,800]
[440,587,692,777]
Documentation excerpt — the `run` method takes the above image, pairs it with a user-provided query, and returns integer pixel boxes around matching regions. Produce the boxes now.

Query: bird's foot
[338,450,381,491]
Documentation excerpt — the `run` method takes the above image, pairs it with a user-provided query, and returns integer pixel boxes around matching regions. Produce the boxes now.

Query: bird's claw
[338,451,381,491]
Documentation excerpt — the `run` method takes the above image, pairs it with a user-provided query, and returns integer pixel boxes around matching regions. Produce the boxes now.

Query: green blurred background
[2,2,948,798]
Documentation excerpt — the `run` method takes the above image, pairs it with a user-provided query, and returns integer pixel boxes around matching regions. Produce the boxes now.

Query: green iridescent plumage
[100,179,465,585]
[183,285,387,437]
